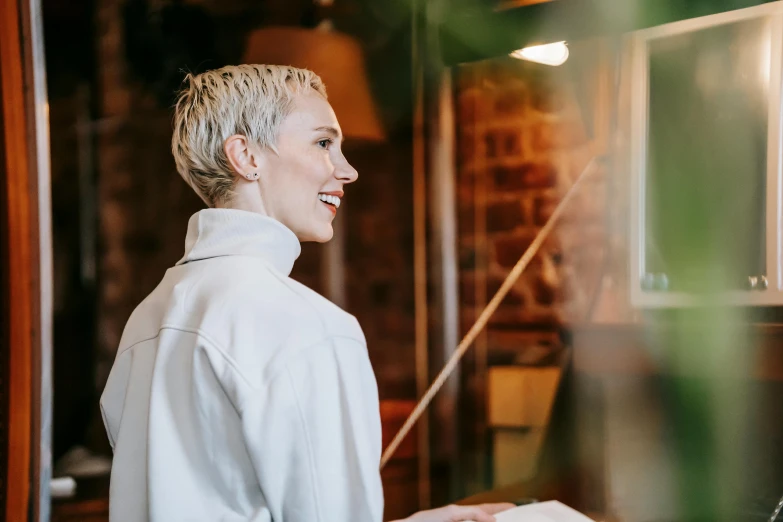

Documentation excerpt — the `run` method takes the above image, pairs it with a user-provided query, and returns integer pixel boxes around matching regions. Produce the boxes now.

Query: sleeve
[241,336,384,522]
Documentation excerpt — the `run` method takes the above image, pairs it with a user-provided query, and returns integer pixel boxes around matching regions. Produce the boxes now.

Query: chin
[302,224,334,243]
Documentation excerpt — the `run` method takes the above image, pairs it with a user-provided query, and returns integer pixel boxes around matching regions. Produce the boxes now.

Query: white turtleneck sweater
[100,209,384,522]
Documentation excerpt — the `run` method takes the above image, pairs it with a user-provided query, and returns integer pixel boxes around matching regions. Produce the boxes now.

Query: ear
[224,135,265,181]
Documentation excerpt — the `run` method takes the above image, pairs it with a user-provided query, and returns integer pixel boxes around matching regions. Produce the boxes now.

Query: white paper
[494,501,596,522]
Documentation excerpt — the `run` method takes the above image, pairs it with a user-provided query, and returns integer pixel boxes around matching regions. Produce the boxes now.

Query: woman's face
[258,92,358,242]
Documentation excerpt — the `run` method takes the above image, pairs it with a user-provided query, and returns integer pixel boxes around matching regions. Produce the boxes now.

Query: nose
[335,156,358,184]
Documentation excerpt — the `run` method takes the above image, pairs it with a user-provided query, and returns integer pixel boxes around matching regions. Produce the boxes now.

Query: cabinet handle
[760,275,769,290]
[641,273,669,291]
[749,276,759,290]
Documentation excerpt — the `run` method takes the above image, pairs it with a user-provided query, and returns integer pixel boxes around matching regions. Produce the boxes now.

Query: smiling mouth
[318,193,341,209]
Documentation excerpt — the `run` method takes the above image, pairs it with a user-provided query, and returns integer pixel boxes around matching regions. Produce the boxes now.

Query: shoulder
[190,257,363,337]
[115,257,366,387]
[183,258,366,379]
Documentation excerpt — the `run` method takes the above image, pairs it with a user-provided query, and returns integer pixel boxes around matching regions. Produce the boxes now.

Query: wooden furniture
[453,341,601,515]
[457,322,783,521]
[1,0,52,519]
[52,499,109,522]
[574,321,783,521]
[487,366,561,487]
[1,1,33,516]
[50,477,109,522]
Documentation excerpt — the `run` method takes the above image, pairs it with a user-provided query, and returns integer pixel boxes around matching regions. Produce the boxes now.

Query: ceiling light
[510,41,569,66]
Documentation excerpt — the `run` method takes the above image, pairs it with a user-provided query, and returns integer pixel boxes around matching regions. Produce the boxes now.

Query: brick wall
[95,0,204,395]
[456,60,608,336]
[453,57,614,491]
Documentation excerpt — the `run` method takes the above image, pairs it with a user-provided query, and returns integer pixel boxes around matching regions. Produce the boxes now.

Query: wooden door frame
[1,0,52,519]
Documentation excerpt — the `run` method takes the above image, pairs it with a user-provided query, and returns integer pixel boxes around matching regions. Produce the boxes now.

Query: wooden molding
[1,0,34,519]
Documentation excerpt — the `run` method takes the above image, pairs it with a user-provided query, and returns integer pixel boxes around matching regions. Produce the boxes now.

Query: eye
[317,139,332,149]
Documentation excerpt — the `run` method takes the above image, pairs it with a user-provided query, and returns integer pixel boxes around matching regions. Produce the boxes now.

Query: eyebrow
[314,126,342,140]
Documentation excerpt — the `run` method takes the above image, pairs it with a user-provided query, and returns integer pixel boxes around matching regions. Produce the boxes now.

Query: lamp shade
[242,26,385,142]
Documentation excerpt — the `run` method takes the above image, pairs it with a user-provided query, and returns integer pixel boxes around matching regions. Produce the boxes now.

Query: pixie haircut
[171,64,327,207]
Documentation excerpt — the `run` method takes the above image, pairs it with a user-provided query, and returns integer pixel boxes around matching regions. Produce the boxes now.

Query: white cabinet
[630,3,783,306]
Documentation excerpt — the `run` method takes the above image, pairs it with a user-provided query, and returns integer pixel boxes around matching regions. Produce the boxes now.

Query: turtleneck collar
[176,208,301,276]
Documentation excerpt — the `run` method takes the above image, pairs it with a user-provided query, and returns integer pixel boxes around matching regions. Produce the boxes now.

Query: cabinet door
[642,16,773,294]
[630,6,783,306]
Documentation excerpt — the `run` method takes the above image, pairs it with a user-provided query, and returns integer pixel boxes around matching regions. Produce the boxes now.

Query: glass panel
[644,17,771,292]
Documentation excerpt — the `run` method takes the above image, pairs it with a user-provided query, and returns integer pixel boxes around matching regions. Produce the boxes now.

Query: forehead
[281,92,340,134]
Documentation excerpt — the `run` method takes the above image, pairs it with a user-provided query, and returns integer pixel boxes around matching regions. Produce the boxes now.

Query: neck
[217,188,270,217]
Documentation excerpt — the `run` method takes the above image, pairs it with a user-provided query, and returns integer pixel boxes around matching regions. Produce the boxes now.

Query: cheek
[286,155,332,206]
[304,152,334,187]
[275,148,334,209]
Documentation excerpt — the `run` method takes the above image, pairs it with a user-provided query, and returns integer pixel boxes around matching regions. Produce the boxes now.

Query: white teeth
[318,193,341,208]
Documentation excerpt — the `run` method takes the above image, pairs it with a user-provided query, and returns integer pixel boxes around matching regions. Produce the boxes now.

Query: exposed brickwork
[486,200,525,233]
[491,162,558,191]
[454,59,611,493]
[456,61,608,334]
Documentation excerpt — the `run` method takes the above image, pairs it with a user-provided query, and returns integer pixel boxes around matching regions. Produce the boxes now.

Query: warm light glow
[510,41,569,66]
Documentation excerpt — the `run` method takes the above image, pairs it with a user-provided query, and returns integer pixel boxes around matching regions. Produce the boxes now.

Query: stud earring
[247,172,258,181]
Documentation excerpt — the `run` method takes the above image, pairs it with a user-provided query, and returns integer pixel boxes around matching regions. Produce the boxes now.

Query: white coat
[100,208,384,521]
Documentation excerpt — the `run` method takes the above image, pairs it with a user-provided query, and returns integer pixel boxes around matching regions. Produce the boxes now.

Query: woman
[100,64,513,521]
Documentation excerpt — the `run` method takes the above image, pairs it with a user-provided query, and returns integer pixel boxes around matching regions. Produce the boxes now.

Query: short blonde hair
[171,64,327,206]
